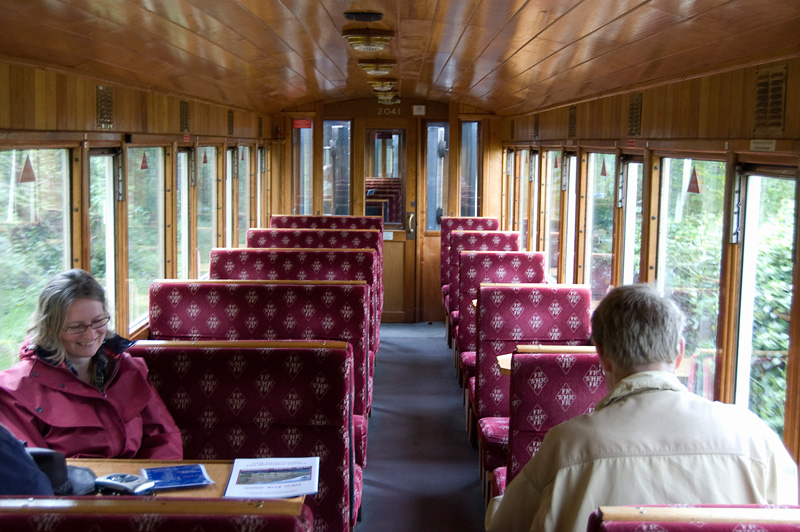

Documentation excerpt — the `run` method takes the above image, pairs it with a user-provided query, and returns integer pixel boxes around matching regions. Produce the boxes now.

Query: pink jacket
[0,338,183,459]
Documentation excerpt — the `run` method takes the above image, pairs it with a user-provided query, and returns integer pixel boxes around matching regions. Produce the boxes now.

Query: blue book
[141,464,215,491]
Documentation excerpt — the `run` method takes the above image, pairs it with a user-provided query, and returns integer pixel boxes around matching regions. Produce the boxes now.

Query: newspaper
[224,457,320,499]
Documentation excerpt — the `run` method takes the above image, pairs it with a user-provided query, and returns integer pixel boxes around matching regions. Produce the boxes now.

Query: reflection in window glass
[460,121,481,216]
[89,153,117,318]
[127,147,165,327]
[585,153,615,302]
[0,149,70,370]
[292,121,313,215]
[426,122,448,231]
[657,158,725,399]
[238,146,250,247]
[176,151,190,278]
[365,129,405,225]
[736,175,795,437]
[196,147,217,278]
[323,121,351,216]
[621,161,643,285]
[544,151,562,280]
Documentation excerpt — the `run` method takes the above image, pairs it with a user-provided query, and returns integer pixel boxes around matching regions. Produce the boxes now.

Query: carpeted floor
[358,322,485,531]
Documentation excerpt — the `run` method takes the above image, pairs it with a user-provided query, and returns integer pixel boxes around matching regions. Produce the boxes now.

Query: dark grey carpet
[358,322,485,531]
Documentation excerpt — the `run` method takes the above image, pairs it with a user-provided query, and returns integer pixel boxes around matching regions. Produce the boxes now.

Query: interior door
[364,126,416,322]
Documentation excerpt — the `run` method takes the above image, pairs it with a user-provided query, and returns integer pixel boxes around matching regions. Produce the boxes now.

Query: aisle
[358,322,485,532]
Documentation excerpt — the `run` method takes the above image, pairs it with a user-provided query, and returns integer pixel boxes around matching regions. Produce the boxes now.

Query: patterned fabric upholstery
[587,505,800,531]
[270,214,383,233]
[439,217,500,293]
[0,500,316,532]
[455,251,545,385]
[208,248,382,354]
[474,284,592,478]
[127,340,351,532]
[492,352,606,496]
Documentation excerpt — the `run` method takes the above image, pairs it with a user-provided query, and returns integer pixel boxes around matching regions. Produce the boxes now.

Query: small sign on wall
[383,231,394,241]
[293,119,312,129]
[412,105,426,116]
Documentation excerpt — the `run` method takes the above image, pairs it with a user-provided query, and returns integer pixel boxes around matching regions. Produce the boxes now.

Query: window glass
[127,147,165,327]
[365,129,405,226]
[506,149,516,230]
[621,161,643,285]
[426,122,448,231]
[323,121,352,216]
[225,148,235,246]
[89,152,117,317]
[176,151,191,278]
[292,120,313,215]
[527,152,539,251]
[257,147,265,225]
[657,158,725,399]
[544,150,562,281]
[585,153,616,302]
[196,146,217,278]
[460,121,481,216]
[238,145,251,247]
[736,174,795,436]
[564,154,578,282]
[519,150,530,250]
[0,149,70,369]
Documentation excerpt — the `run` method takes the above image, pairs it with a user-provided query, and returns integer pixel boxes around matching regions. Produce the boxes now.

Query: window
[292,119,313,215]
[519,150,531,250]
[237,145,251,247]
[585,153,616,302]
[365,129,405,226]
[621,159,644,285]
[323,121,352,216]
[563,154,578,282]
[176,150,191,278]
[460,121,481,216]
[89,151,118,317]
[126,147,165,327]
[544,150,562,281]
[426,122,448,231]
[196,146,218,278]
[656,158,726,399]
[505,149,516,231]
[0,149,71,370]
[735,170,796,436]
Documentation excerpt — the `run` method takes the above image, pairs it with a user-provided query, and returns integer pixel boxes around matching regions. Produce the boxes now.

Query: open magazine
[224,457,320,499]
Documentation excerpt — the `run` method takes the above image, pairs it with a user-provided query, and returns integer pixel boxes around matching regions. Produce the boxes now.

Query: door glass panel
[657,158,725,399]
[323,121,352,216]
[365,129,405,226]
[621,161,643,285]
[0,149,70,370]
[544,150,561,281]
[426,122,448,231]
[585,153,616,302]
[460,121,481,216]
[292,120,313,215]
[736,175,795,437]
[196,146,217,278]
[238,146,251,247]
[89,153,117,316]
[176,151,190,278]
[127,147,165,327]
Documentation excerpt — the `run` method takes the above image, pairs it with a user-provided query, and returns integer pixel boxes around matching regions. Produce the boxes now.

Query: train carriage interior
[0,0,799,530]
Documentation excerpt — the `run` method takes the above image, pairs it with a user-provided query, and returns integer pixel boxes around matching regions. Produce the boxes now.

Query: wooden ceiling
[0,0,798,117]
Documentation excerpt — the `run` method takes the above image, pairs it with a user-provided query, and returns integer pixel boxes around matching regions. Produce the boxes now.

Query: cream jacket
[485,371,798,532]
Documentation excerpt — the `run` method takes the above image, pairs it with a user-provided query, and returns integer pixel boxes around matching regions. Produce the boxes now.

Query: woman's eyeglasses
[63,316,110,335]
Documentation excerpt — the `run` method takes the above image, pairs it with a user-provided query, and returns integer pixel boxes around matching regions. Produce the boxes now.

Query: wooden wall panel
[0,60,263,140]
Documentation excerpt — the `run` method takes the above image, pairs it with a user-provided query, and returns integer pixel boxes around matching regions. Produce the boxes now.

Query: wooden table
[0,459,304,516]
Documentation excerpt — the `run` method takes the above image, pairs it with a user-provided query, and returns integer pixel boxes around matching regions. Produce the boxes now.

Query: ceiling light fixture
[342,28,394,53]
[377,92,400,105]
[368,78,397,92]
[344,11,383,22]
[358,59,397,76]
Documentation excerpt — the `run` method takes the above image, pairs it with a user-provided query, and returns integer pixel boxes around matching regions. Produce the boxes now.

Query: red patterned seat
[454,251,545,390]
[439,217,500,345]
[447,231,521,353]
[146,280,371,471]
[587,505,800,531]
[128,340,351,532]
[0,498,316,532]
[270,214,383,232]
[209,247,382,356]
[491,350,605,499]
[472,283,592,489]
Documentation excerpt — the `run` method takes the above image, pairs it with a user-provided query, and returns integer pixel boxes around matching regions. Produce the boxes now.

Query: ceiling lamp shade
[377,92,400,105]
[343,28,394,53]
[358,59,396,76]
[368,78,397,92]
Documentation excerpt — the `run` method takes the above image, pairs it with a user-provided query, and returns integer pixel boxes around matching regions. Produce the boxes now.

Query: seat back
[506,351,605,483]
[246,228,383,270]
[128,339,350,532]
[208,248,381,352]
[270,214,383,232]
[440,217,500,290]
[456,251,545,354]
[476,283,592,419]
[587,505,800,531]
[147,280,371,418]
